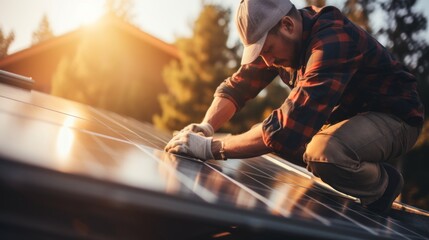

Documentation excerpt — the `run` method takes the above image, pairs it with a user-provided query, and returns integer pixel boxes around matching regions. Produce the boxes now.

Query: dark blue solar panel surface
[0,83,428,240]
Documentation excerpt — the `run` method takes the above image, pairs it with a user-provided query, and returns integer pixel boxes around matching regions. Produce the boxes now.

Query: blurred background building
[0,14,178,123]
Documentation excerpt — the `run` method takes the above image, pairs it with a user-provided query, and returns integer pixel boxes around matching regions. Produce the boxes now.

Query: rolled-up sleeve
[262,24,362,155]
[214,57,278,110]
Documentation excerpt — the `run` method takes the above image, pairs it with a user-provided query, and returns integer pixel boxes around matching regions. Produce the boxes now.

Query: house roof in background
[0,15,179,68]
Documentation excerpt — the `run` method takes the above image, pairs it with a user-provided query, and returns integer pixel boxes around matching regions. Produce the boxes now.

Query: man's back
[298,6,424,127]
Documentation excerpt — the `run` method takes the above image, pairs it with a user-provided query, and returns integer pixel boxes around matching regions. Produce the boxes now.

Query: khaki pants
[303,112,421,205]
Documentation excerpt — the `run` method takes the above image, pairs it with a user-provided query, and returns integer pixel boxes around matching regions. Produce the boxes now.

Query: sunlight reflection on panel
[115,148,169,191]
[269,174,313,217]
[236,188,258,209]
[155,151,183,194]
[56,116,75,169]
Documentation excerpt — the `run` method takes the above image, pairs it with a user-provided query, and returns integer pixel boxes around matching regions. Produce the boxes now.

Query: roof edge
[0,30,81,67]
[0,17,179,68]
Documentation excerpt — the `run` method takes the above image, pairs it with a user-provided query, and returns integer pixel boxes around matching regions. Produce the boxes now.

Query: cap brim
[240,32,267,65]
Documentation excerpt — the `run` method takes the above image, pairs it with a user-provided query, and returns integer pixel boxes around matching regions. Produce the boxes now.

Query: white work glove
[176,122,214,137]
[165,131,214,161]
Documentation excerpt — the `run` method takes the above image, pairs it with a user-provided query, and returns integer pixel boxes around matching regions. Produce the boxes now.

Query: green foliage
[32,14,54,45]
[154,4,239,131]
[0,27,14,59]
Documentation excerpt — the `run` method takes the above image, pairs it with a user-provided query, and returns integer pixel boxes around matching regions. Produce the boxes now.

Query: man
[165,0,424,214]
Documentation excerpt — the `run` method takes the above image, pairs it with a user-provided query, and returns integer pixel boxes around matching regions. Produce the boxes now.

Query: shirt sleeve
[262,19,363,155]
[214,57,278,110]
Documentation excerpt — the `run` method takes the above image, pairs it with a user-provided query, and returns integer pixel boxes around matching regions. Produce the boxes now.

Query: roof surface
[0,16,179,68]
[0,72,428,240]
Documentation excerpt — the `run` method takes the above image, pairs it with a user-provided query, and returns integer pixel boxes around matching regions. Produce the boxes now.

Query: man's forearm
[212,124,272,159]
[202,97,236,131]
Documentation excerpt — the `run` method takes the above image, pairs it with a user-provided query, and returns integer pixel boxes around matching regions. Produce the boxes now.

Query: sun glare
[73,1,104,26]
[49,0,105,33]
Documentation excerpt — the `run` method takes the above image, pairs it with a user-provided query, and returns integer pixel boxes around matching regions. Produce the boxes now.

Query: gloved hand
[175,122,214,137]
[165,131,214,161]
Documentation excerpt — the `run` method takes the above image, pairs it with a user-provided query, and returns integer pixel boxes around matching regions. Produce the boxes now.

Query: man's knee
[306,161,350,185]
[304,133,359,170]
[306,161,387,202]
[304,134,361,186]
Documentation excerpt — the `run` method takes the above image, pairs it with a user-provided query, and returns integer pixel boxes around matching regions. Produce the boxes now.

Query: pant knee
[306,161,387,202]
[306,161,360,196]
[304,134,359,170]
[306,161,348,184]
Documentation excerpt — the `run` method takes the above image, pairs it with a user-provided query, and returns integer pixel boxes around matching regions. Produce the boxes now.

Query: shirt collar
[297,7,315,68]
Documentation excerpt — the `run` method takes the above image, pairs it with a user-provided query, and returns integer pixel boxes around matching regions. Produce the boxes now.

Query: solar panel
[0,75,428,240]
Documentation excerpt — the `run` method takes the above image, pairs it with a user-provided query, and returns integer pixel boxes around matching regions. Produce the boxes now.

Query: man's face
[259,17,302,70]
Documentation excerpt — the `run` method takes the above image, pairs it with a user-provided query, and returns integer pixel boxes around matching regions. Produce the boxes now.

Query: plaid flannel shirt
[214,6,424,155]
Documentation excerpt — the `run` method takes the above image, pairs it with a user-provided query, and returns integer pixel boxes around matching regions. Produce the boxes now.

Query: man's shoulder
[300,5,344,21]
[300,5,350,38]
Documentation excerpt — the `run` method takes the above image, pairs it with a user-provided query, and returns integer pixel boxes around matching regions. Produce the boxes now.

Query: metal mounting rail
[0,70,34,90]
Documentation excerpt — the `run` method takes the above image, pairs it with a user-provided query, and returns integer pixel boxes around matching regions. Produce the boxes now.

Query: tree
[154,4,240,131]
[377,0,429,86]
[0,27,15,59]
[342,0,375,33]
[32,14,54,45]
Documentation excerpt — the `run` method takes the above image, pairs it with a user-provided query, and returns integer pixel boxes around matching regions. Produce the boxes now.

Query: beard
[272,34,301,71]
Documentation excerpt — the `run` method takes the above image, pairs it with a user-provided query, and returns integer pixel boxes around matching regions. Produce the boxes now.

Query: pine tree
[154,4,239,131]
[0,27,15,59]
[32,14,54,45]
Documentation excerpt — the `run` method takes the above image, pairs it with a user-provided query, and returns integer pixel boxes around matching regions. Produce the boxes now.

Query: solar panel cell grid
[0,82,428,239]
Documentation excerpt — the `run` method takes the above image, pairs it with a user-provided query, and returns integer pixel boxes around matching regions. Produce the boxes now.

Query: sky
[0,0,429,54]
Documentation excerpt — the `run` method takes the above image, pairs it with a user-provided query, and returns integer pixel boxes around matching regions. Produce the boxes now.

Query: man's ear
[280,16,294,33]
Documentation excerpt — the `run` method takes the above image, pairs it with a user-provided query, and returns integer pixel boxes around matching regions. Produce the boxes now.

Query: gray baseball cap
[236,0,293,65]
